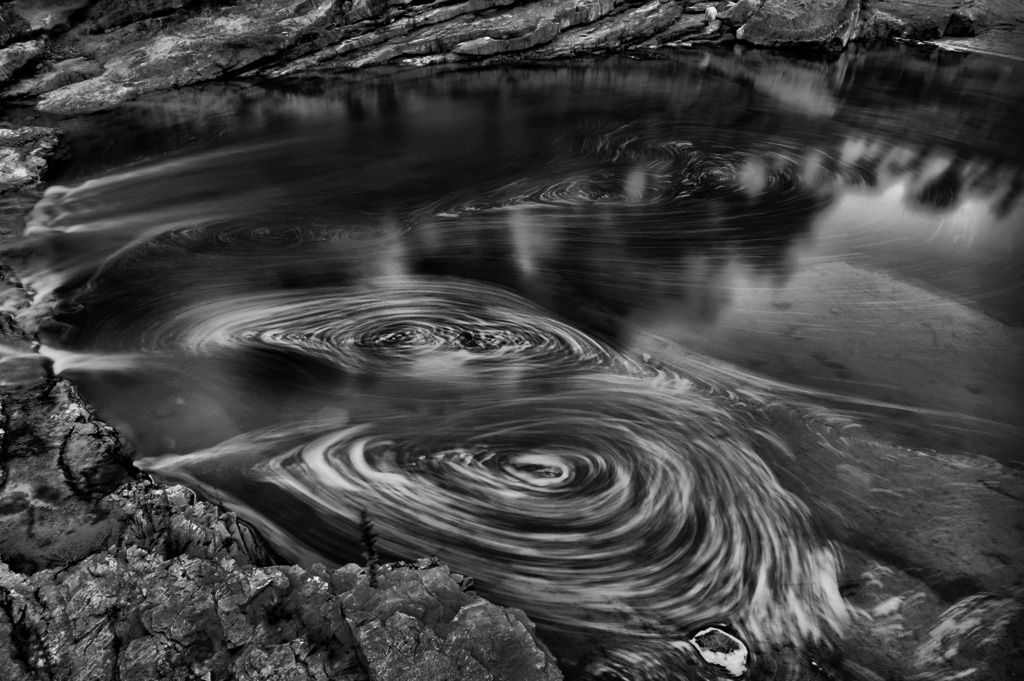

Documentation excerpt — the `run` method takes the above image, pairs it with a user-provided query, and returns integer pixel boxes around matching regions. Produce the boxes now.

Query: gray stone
[0,5,32,48]
[0,486,562,681]
[736,0,860,51]
[0,125,60,193]
[83,0,196,34]
[6,0,94,33]
[0,39,44,85]
[36,75,139,113]
[3,56,104,97]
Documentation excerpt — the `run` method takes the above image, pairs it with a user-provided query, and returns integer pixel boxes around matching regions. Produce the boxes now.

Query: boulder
[736,0,861,50]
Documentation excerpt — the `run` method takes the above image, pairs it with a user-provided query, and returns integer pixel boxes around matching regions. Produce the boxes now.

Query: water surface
[9,45,1024,680]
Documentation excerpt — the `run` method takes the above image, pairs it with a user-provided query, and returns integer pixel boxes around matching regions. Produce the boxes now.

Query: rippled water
[7,45,1024,679]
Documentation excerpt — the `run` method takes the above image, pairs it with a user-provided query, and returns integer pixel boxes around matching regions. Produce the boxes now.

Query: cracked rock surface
[0,483,564,681]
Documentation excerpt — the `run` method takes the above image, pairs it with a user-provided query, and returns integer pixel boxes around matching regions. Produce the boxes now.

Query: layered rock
[1,0,1022,115]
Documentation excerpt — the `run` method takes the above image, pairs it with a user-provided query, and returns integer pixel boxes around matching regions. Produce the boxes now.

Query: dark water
[7,45,1024,679]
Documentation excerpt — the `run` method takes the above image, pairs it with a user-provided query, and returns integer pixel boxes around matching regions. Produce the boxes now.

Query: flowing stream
[7,45,1024,679]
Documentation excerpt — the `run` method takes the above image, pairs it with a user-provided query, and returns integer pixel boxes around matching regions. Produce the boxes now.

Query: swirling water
[7,46,1024,679]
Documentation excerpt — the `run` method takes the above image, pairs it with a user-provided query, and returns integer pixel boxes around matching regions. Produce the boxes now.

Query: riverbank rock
[0,479,563,681]
[0,127,61,193]
[734,0,860,50]
[1,0,1023,112]
[0,40,44,85]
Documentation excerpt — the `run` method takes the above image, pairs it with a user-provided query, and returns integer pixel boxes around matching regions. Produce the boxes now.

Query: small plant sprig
[359,509,380,588]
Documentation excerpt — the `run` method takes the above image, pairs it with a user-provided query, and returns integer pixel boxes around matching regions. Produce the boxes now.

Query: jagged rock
[736,0,860,51]
[32,0,338,113]
[0,482,562,681]
[0,126,60,193]
[0,370,130,573]
[0,40,44,85]
[338,562,563,681]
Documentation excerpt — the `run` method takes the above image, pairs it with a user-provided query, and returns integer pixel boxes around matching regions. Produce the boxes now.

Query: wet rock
[0,126,61,193]
[736,0,860,51]
[0,39,44,85]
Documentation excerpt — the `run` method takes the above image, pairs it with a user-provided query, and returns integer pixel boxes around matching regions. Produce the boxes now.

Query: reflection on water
[8,45,1024,679]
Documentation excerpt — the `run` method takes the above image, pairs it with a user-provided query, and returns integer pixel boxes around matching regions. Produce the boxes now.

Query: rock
[943,6,984,36]
[856,8,911,41]
[31,0,338,113]
[0,39,44,85]
[0,5,32,48]
[341,563,563,681]
[0,482,562,681]
[3,56,104,97]
[736,0,860,51]
[859,0,956,40]
[534,0,684,57]
[719,0,761,27]
[82,0,197,34]
[0,126,61,193]
[5,0,95,33]
[36,75,138,113]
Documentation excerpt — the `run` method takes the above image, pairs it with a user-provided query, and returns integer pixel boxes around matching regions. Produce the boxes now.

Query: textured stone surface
[5,0,94,33]
[3,57,105,97]
[0,482,562,681]
[36,75,139,113]
[0,40,44,85]
[0,126,61,193]
[0,0,1022,110]
[736,0,861,50]
[0,5,32,48]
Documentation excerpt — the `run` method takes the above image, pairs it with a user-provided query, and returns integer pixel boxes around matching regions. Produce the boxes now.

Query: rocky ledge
[0,0,1021,115]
